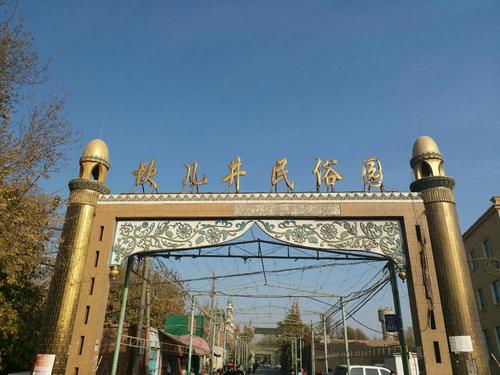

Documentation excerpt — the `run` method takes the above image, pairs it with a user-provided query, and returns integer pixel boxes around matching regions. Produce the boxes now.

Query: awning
[178,335,211,355]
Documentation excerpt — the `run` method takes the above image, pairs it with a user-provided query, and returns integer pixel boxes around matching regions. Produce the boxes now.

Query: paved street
[255,367,281,375]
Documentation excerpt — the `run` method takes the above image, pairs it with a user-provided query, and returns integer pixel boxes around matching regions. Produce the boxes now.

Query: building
[463,196,500,372]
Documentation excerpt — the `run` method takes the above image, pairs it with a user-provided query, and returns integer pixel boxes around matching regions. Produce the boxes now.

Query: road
[255,367,281,375]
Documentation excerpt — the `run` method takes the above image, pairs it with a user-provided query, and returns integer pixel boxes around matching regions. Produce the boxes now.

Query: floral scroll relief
[111,220,253,265]
[256,220,403,266]
[111,219,404,267]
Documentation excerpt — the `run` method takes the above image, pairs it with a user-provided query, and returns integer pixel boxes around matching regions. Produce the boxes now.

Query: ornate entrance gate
[37,137,490,375]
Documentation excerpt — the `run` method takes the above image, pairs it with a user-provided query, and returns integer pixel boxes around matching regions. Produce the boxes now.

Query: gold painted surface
[69,189,100,206]
[412,135,441,157]
[421,186,454,204]
[222,156,247,193]
[361,157,383,192]
[312,158,343,192]
[65,216,115,374]
[81,139,109,162]
[182,161,208,193]
[133,159,159,193]
[424,199,491,375]
[38,192,98,374]
[271,158,294,191]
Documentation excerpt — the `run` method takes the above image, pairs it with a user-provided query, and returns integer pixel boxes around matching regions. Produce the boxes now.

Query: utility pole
[223,321,227,367]
[311,322,315,375]
[210,320,217,375]
[111,257,134,375]
[340,297,350,375]
[210,272,216,311]
[133,256,151,375]
[235,335,239,365]
[293,337,298,375]
[293,336,299,375]
[187,297,196,375]
[388,261,410,375]
[299,327,303,371]
[321,314,328,375]
[145,261,151,375]
[209,273,216,375]
[243,342,246,370]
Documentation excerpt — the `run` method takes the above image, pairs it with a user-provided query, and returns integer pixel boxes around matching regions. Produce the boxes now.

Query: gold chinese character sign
[182,161,208,193]
[313,158,343,192]
[362,157,384,192]
[132,159,159,193]
[271,158,294,192]
[222,156,247,193]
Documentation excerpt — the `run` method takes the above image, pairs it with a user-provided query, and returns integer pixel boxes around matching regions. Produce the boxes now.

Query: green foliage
[0,3,75,372]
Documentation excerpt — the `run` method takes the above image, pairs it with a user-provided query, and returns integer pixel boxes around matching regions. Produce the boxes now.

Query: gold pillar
[410,136,490,375]
[37,140,110,374]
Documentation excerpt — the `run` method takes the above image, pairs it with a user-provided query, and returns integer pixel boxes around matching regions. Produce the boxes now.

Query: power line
[177,261,353,283]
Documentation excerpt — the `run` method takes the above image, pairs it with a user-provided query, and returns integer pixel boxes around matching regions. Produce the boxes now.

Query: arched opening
[91,165,100,180]
[420,162,433,178]
[108,219,410,375]
[110,242,404,375]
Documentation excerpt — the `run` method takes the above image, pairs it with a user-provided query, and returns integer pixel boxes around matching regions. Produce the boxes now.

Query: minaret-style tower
[37,139,110,374]
[410,136,490,375]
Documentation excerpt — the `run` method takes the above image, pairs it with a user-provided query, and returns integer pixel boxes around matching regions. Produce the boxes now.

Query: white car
[333,365,391,375]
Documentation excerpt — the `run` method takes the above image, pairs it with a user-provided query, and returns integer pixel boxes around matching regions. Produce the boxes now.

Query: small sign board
[32,354,55,375]
[449,335,473,353]
[384,314,398,332]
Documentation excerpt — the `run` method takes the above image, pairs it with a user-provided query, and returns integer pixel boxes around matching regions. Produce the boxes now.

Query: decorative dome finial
[79,139,110,183]
[410,135,445,181]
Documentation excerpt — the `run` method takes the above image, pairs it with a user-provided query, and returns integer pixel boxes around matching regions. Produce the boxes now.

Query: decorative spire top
[78,139,110,185]
[80,139,110,168]
[410,135,455,192]
[410,135,445,180]
[411,135,442,159]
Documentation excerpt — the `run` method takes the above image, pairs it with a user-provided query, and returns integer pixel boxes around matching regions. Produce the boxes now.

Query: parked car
[333,365,391,375]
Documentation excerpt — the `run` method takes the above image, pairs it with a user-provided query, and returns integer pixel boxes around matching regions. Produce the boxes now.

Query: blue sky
[20,1,500,335]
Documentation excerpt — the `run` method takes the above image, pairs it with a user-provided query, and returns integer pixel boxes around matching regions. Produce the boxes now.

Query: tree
[346,327,368,340]
[105,259,187,328]
[0,2,75,372]
[404,327,415,350]
[333,326,368,340]
[241,323,255,344]
[277,301,308,371]
[325,314,342,339]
